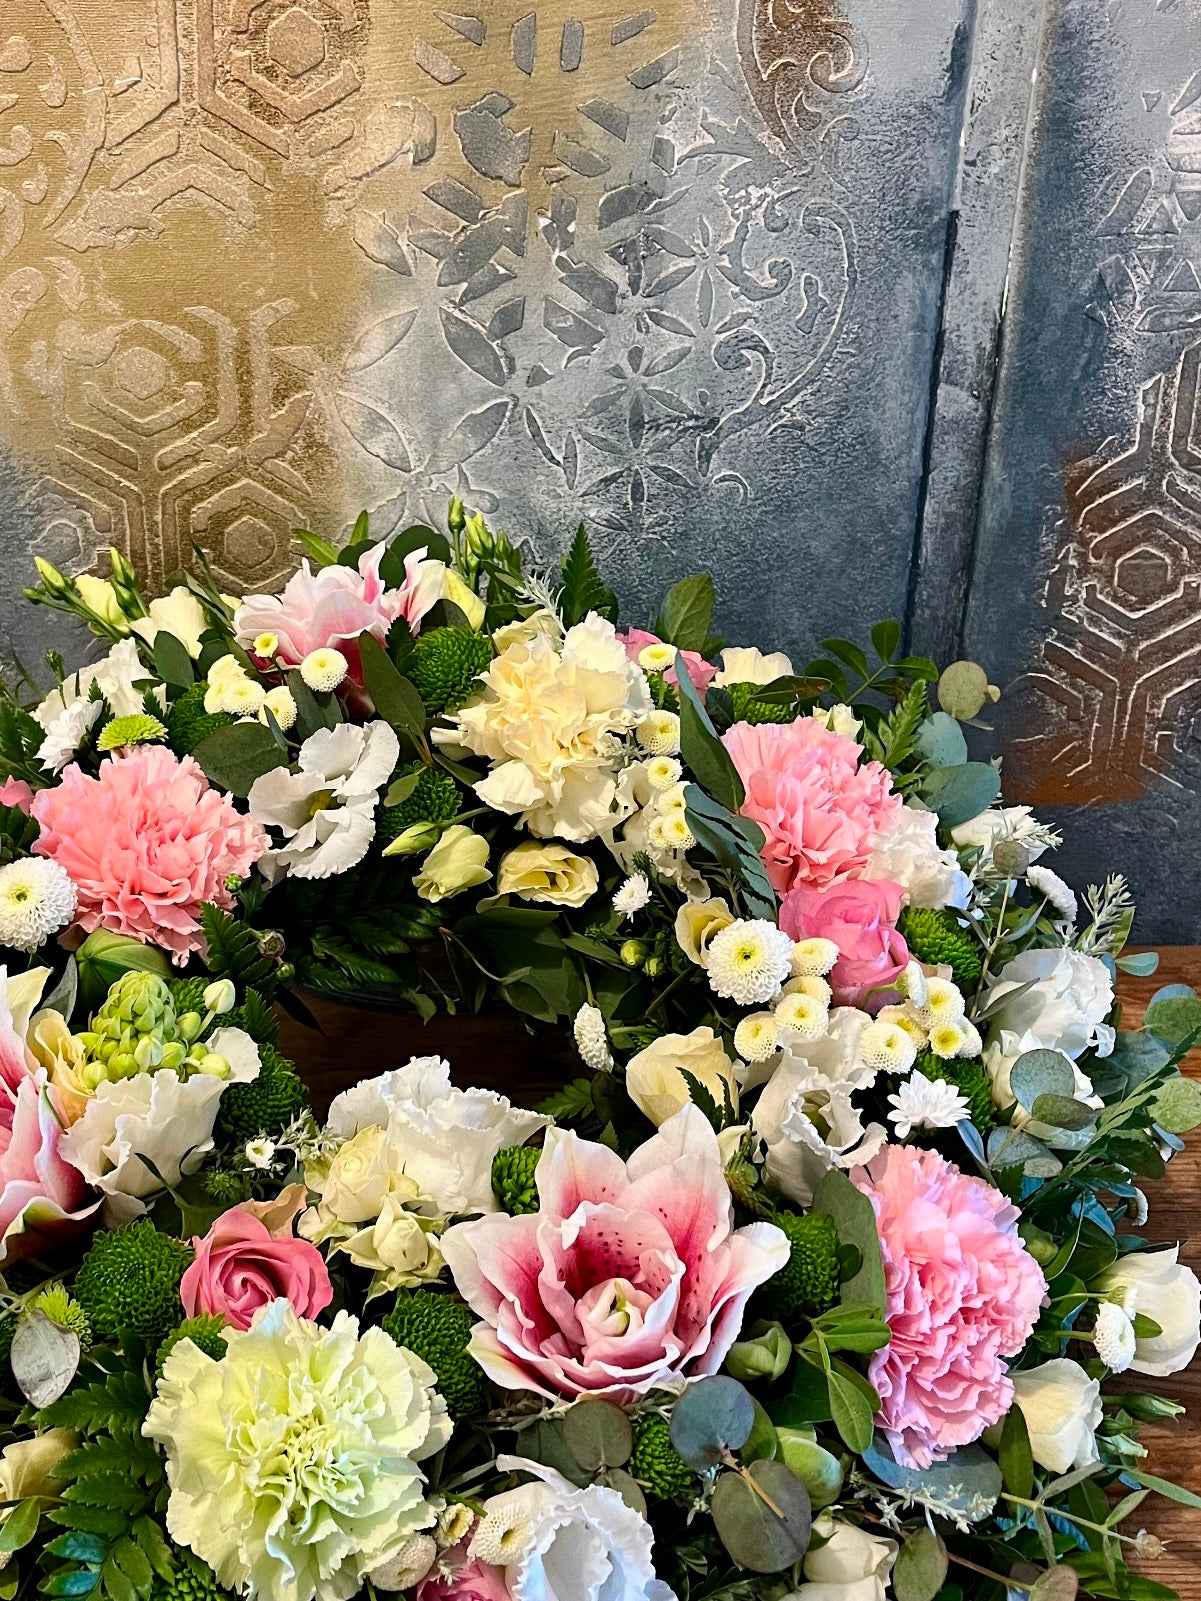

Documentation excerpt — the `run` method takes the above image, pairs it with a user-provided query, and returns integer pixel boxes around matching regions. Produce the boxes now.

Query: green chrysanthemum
[153,1548,230,1601]
[156,1314,229,1375]
[74,1220,193,1345]
[407,627,493,713]
[214,1043,308,1144]
[630,1414,695,1501]
[381,1290,487,1422]
[97,713,168,751]
[29,1285,92,1348]
[169,977,211,1017]
[491,1145,540,1215]
[376,765,461,843]
[913,1048,996,1133]
[727,683,792,724]
[203,1168,252,1206]
[762,1211,841,1320]
[897,906,983,993]
[166,682,235,757]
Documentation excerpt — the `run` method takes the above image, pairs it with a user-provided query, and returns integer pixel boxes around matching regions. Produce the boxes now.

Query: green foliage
[536,1077,594,1121]
[199,905,280,1000]
[559,525,618,627]
[656,574,717,655]
[382,1290,487,1422]
[407,628,494,713]
[491,1145,541,1214]
[865,679,928,775]
[74,1222,193,1347]
[214,1043,308,1143]
[913,1049,996,1133]
[897,906,982,992]
[725,684,792,725]
[0,694,48,787]
[630,1414,696,1501]
[376,765,461,840]
[155,1316,227,1376]
[166,682,236,757]
[0,800,41,864]
[153,1548,230,1601]
[762,1211,841,1319]
[191,721,287,797]
[167,977,209,1017]
[226,988,278,1048]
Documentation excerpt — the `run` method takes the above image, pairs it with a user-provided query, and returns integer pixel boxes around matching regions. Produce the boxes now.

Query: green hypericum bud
[491,1146,540,1215]
[896,906,983,992]
[620,940,649,969]
[96,713,168,751]
[762,1211,841,1320]
[630,1414,695,1501]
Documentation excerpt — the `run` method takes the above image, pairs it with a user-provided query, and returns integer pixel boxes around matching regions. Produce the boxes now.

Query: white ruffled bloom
[887,1070,969,1139]
[0,859,76,951]
[952,804,1055,862]
[62,1027,260,1224]
[573,1004,614,1072]
[442,614,651,842]
[713,646,794,687]
[706,919,793,1006]
[613,872,651,920]
[248,722,399,882]
[1101,1247,1201,1377]
[1027,864,1078,923]
[1011,1359,1102,1475]
[33,639,160,773]
[324,1057,547,1216]
[862,804,970,910]
[1093,1299,1137,1374]
[130,586,207,658]
[470,1458,677,1601]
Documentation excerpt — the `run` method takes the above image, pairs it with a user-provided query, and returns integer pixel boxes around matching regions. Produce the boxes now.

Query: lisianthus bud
[203,980,237,1016]
[76,928,170,1007]
[725,1319,791,1381]
[381,820,444,858]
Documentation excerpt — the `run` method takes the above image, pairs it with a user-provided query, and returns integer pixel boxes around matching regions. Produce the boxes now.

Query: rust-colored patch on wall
[735,0,866,151]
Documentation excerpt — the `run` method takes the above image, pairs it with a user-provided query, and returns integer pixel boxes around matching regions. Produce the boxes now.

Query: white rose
[320,1125,394,1222]
[474,1459,676,1601]
[1010,1359,1102,1474]
[338,1191,444,1289]
[790,1513,897,1601]
[1101,1247,1201,1377]
[714,646,794,687]
[951,804,1049,861]
[325,1057,547,1216]
[130,586,208,658]
[862,804,970,910]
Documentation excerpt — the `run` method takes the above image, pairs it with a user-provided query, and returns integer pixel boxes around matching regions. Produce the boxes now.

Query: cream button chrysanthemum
[637,642,678,673]
[653,810,696,851]
[858,1019,918,1074]
[0,858,76,952]
[913,977,966,1028]
[781,974,833,1008]
[259,686,297,732]
[658,781,690,814]
[876,1005,928,1050]
[899,961,929,1009]
[470,1494,537,1565]
[636,710,681,755]
[643,755,683,791]
[789,938,840,978]
[706,919,793,1006]
[252,631,280,659]
[928,1020,970,1059]
[300,647,349,692]
[734,1012,779,1062]
[773,990,828,1040]
[887,1069,969,1139]
[1093,1300,1137,1374]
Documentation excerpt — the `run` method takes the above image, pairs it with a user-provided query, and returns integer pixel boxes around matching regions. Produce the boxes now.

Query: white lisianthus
[626,1027,739,1126]
[1101,1247,1201,1376]
[1010,1359,1103,1475]
[791,1513,896,1601]
[706,919,793,1005]
[441,613,651,842]
[714,646,795,687]
[324,1057,547,1216]
[33,639,161,773]
[61,1027,260,1224]
[414,826,491,902]
[248,722,399,882]
[472,1458,677,1601]
[143,1300,451,1601]
[130,586,207,658]
[862,804,970,910]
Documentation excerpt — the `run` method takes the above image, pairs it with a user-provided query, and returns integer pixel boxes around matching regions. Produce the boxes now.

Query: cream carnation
[0,859,76,952]
[143,1299,451,1601]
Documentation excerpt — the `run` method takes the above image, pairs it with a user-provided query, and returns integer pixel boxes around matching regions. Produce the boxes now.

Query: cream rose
[1101,1247,1201,1377]
[75,575,125,628]
[791,1513,897,1601]
[317,1125,394,1222]
[625,1026,738,1126]
[497,840,599,907]
[674,896,735,966]
[1010,1359,1102,1474]
[414,826,491,903]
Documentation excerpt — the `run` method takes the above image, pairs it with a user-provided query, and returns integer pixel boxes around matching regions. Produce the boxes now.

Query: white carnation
[1027,864,1078,923]
[863,804,970,910]
[34,639,161,773]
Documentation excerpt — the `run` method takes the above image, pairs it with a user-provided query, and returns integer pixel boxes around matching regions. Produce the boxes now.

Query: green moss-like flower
[166,682,235,757]
[74,1220,193,1345]
[376,765,462,843]
[381,1290,487,1422]
[156,1314,229,1375]
[762,1211,841,1320]
[97,713,168,752]
[169,977,211,1017]
[29,1285,92,1348]
[407,628,493,713]
[152,1548,230,1601]
[630,1414,695,1501]
[913,1048,996,1133]
[727,683,792,724]
[215,1043,309,1144]
[491,1145,540,1215]
[897,907,983,993]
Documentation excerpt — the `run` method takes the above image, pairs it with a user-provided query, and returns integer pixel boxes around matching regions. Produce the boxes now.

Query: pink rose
[0,779,33,813]
[180,1185,332,1330]
[418,1544,510,1601]
[723,719,901,895]
[781,878,909,1009]
[441,1105,789,1403]
[855,1145,1047,1469]
[620,628,717,696]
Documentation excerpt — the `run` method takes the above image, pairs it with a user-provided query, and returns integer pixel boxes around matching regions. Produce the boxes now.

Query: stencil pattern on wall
[0,0,866,590]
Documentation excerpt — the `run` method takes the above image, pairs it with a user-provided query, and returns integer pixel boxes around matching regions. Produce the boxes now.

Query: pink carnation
[620,628,717,696]
[781,879,909,1009]
[181,1185,332,1331]
[722,720,901,895]
[32,748,267,965]
[855,1145,1047,1469]
[0,779,33,813]
[441,1105,789,1403]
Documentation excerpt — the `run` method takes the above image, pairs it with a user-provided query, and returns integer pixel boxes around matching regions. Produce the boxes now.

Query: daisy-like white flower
[734,1012,778,1062]
[0,858,77,952]
[613,872,651,921]
[300,647,349,693]
[245,1137,276,1170]
[706,919,793,1006]
[1028,864,1078,924]
[887,1069,970,1139]
[636,711,681,756]
[573,1004,613,1073]
[789,937,840,978]
[773,991,828,1039]
[1093,1299,1136,1374]
[859,1019,918,1075]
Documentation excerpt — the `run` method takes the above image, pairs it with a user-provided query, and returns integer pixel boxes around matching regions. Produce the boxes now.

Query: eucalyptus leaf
[1009,1050,1077,1112]
[684,786,776,919]
[1029,1567,1079,1601]
[656,573,716,653]
[1029,1093,1098,1131]
[710,1461,812,1574]
[775,1429,844,1509]
[999,1399,1034,1499]
[1150,1074,1201,1134]
[192,722,288,797]
[892,1527,948,1601]
[10,1310,79,1408]
[359,633,429,755]
[669,1375,755,1469]
[1115,951,1160,977]
[1145,986,1201,1050]
[921,761,1001,827]
[563,1399,633,1471]
[915,712,968,769]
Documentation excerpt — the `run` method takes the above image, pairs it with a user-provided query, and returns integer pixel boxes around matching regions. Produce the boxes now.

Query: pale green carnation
[143,1299,451,1601]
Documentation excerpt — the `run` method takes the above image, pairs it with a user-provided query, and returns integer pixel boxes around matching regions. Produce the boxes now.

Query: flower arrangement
[0,506,1196,1601]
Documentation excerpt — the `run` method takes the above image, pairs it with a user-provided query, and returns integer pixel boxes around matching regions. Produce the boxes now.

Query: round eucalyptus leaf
[776,1428,845,1509]
[711,1460,812,1573]
[937,660,994,721]
[893,1526,949,1601]
[563,1398,633,1471]
[1151,1074,1201,1134]
[601,1468,647,1518]
[1010,1050,1077,1112]
[1029,1093,1098,1131]
[669,1376,755,1469]
[742,1400,780,1465]
[1029,1565,1080,1601]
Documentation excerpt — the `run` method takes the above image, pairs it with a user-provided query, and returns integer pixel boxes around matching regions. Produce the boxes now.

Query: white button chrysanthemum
[789,937,841,978]
[471,1492,538,1565]
[782,974,833,1008]
[573,1003,613,1072]
[636,710,681,756]
[887,1069,970,1138]
[773,990,828,1040]
[259,686,297,732]
[613,872,651,921]
[913,977,966,1029]
[643,756,683,791]
[734,1012,779,1062]
[1093,1299,1136,1374]
[1027,864,1078,924]
[877,1005,928,1050]
[637,642,678,673]
[0,857,76,952]
[706,919,793,1006]
[898,961,929,1009]
[252,631,280,659]
[652,810,696,851]
[300,647,349,692]
[928,1020,968,1059]
[859,1019,919,1075]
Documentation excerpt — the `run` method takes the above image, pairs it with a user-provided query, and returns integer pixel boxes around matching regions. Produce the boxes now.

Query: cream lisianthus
[1010,1360,1102,1475]
[130,586,208,658]
[0,1429,76,1565]
[625,1027,738,1126]
[497,840,598,907]
[674,896,735,966]
[74,575,125,629]
[1100,1247,1201,1377]
[442,614,651,842]
[414,825,491,902]
[143,1300,451,1601]
[439,566,485,629]
[713,645,795,687]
